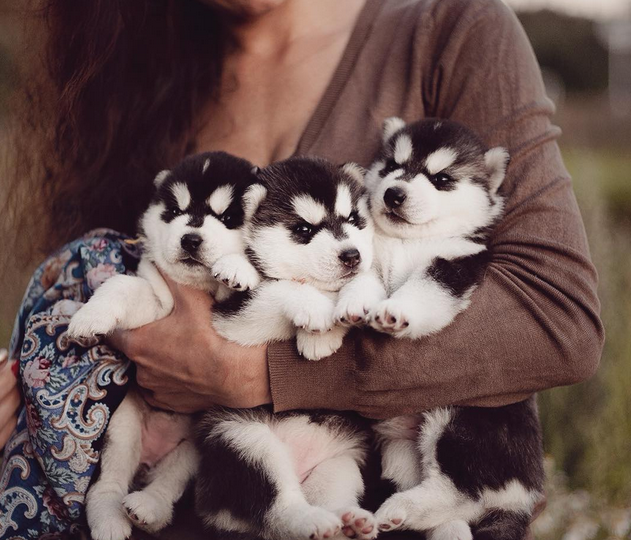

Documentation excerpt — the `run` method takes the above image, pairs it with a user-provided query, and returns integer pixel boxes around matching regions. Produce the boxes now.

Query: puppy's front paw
[296,326,345,361]
[212,255,260,292]
[368,299,413,337]
[374,493,409,533]
[279,505,342,540]
[123,490,173,533]
[67,303,117,339]
[339,507,378,540]
[292,298,336,334]
[86,488,132,540]
[334,296,375,327]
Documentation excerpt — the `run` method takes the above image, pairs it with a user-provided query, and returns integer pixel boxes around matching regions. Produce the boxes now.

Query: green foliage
[539,147,631,507]
[517,10,609,94]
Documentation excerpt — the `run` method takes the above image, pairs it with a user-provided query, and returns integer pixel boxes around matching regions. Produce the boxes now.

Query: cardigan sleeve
[267,0,603,419]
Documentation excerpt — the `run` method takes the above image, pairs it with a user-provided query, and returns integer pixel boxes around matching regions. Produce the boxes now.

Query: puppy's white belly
[270,416,364,483]
[140,409,191,468]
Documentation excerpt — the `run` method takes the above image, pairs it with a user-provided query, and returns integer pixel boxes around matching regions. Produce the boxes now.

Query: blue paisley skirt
[0,229,141,539]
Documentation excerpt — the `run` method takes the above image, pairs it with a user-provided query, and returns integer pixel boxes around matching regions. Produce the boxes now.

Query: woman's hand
[108,277,271,413]
[0,349,20,449]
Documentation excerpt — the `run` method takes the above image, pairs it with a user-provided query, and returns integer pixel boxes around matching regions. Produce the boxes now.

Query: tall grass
[535,147,631,539]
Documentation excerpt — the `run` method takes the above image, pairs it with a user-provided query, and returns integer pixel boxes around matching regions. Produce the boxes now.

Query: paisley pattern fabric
[0,229,141,539]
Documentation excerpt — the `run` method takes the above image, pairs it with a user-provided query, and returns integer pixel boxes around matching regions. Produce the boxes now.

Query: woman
[0,0,603,537]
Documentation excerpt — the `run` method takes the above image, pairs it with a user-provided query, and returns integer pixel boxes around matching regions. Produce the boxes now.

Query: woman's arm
[266,0,603,418]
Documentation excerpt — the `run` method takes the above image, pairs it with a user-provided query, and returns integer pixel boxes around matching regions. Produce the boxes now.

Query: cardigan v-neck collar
[293,0,383,157]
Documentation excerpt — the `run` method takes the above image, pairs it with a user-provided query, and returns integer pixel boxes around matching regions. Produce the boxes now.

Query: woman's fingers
[0,362,18,402]
[139,387,213,414]
[0,411,18,449]
[106,328,145,361]
[138,388,174,411]
[1,351,21,449]
[0,385,21,434]
[0,386,21,420]
[135,365,165,392]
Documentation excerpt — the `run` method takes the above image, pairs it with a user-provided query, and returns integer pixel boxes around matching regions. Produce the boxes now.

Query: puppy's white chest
[373,234,484,294]
[374,235,434,293]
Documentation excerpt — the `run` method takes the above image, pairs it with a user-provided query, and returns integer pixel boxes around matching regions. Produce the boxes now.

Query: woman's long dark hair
[2,0,224,267]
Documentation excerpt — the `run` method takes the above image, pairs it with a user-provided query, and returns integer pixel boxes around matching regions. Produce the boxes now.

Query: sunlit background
[1,1,630,539]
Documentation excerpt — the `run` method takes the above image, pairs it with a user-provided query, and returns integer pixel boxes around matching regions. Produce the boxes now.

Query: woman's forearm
[268,205,602,419]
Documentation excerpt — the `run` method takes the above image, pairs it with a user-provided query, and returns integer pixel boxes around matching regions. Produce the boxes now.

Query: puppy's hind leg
[374,477,477,534]
[302,455,377,540]
[123,438,199,534]
[86,392,144,540]
[196,413,343,540]
[429,520,472,540]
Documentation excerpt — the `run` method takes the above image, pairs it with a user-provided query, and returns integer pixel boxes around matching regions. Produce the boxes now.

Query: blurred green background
[1,2,630,539]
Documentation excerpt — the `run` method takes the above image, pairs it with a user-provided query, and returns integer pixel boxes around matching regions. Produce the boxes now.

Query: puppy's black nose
[339,248,361,269]
[181,233,203,254]
[384,187,406,208]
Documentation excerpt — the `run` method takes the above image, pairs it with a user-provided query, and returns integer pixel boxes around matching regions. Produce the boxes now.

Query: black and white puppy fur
[67,152,261,540]
[196,157,379,540]
[212,157,374,361]
[337,118,544,540]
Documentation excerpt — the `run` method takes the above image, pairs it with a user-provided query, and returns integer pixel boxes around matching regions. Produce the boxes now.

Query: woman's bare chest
[195,36,350,166]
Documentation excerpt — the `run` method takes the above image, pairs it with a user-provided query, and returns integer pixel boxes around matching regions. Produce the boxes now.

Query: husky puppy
[213,157,374,361]
[68,152,261,540]
[336,118,544,540]
[196,157,379,540]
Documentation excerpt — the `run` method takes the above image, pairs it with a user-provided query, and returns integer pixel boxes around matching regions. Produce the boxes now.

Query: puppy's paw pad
[334,299,373,327]
[375,496,408,532]
[339,508,378,539]
[368,301,411,335]
[123,490,173,533]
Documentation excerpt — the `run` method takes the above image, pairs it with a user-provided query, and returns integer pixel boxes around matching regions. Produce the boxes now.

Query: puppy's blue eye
[347,211,359,225]
[220,213,232,224]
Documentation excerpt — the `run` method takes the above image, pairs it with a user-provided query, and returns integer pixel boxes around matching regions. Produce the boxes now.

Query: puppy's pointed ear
[383,117,406,143]
[340,162,365,185]
[154,169,171,189]
[243,183,267,221]
[484,147,510,195]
